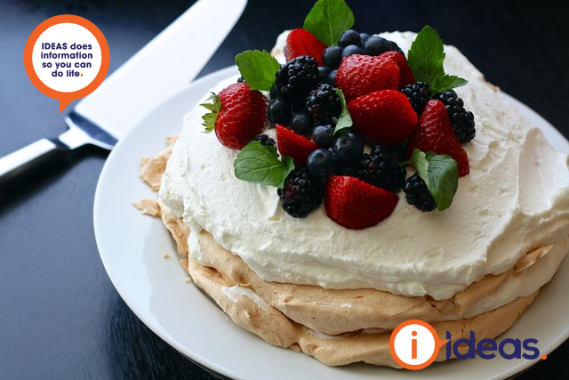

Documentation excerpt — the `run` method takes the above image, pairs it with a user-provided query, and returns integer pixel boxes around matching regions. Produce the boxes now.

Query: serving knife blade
[0,0,247,188]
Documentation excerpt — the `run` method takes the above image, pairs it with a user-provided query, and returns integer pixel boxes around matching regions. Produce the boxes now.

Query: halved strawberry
[348,89,417,146]
[407,99,470,176]
[378,51,416,89]
[335,54,400,102]
[285,28,327,66]
[202,82,269,150]
[324,175,399,230]
[276,124,320,167]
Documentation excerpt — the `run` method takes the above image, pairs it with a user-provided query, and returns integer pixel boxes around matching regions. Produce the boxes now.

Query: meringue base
[135,141,554,367]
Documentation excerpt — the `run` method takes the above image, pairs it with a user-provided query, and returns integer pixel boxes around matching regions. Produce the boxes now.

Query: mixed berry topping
[203,0,478,229]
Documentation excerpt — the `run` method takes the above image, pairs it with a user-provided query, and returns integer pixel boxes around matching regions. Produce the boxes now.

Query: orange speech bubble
[24,15,110,113]
[389,319,448,370]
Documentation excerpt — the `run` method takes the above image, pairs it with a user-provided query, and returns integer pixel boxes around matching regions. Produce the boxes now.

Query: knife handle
[0,138,69,191]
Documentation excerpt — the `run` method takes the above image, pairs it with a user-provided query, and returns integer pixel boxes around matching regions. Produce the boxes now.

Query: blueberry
[359,32,371,42]
[322,46,344,69]
[307,149,336,179]
[326,69,338,86]
[338,29,362,47]
[391,41,405,55]
[290,113,313,135]
[268,98,291,126]
[311,125,335,148]
[364,36,393,56]
[318,66,331,83]
[332,132,364,166]
[269,83,279,100]
[342,44,366,58]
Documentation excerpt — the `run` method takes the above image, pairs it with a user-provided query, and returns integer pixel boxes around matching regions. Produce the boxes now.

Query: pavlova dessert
[135,0,569,368]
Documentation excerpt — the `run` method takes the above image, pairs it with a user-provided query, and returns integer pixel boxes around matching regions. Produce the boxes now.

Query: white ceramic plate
[94,66,569,380]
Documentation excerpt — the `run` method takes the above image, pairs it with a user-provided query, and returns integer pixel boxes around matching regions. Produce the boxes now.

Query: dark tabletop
[1,0,568,379]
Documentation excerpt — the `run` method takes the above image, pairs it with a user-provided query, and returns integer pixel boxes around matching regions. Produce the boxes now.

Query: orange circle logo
[24,15,110,113]
[389,319,448,370]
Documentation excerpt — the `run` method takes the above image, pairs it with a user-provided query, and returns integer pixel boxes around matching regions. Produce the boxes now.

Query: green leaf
[405,149,459,211]
[333,88,352,135]
[234,142,295,188]
[303,0,354,46]
[235,50,281,91]
[407,25,468,94]
[424,152,458,210]
[404,149,429,186]
[200,93,221,133]
[431,74,468,95]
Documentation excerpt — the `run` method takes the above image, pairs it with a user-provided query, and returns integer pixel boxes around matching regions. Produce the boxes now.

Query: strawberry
[285,28,327,66]
[378,51,416,89]
[202,83,269,150]
[276,124,320,167]
[335,54,400,102]
[348,89,418,145]
[407,99,470,176]
[324,175,399,230]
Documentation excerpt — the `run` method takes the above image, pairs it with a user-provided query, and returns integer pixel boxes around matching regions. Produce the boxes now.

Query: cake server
[0,0,247,188]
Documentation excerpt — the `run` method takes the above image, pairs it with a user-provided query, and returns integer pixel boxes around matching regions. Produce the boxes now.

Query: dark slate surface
[1,0,567,378]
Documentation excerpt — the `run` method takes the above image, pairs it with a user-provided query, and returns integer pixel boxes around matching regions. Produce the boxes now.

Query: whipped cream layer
[160,31,569,300]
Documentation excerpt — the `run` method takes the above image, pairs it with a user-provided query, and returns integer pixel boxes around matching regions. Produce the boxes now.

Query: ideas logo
[389,320,546,370]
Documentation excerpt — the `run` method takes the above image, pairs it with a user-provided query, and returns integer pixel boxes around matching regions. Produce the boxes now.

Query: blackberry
[275,56,320,103]
[401,82,431,115]
[250,134,276,148]
[404,173,437,212]
[357,145,406,192]
[306,83,342,125]
[277,168,324,218]
[436,90,476,143]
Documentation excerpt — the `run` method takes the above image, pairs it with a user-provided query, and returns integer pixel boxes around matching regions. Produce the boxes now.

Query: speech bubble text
[24,15,110,113]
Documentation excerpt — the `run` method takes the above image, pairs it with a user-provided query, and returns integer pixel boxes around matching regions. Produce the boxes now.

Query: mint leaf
[425,152,458,210]
[405,149,458,211]
[432,74,468,94]
[407,25,467,94]
[333,88,352,134]
[404,149,429,185]
[234,142,294,188]
[200,92,221,132]
[235,50,281,91]
[303,0,354,46]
